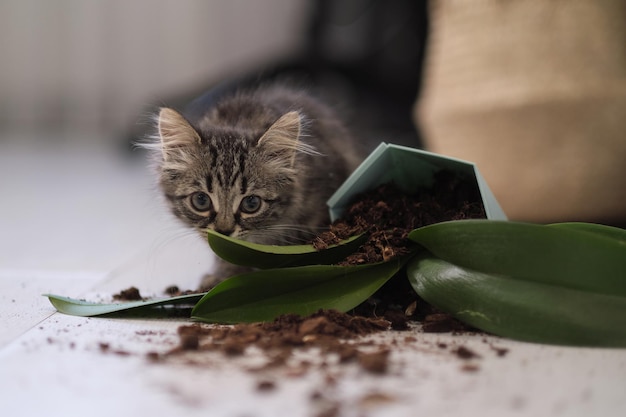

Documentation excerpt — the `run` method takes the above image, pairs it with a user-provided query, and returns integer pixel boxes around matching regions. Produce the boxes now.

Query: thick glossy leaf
[408,254,626,347]
[191,256,410,324]
[45,293,205,318]
[408,220,626,297]
[207,230,366,269]
[547,222,626,242]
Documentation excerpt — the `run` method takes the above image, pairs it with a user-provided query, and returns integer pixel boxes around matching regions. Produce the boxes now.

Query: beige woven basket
[416,0,626,223]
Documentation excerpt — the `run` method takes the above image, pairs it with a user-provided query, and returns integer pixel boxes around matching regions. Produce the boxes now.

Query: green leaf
[547,222,626,242]
[408,220,626,297]
[207,230,367,269]
[45,293,205,318]
[408,254,626,347]
[191,256,411,324]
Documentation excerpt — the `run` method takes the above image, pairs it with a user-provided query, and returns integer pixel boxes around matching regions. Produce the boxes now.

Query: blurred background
[0,0,425,144]
[0,0,308,137]
[0,0,624,278]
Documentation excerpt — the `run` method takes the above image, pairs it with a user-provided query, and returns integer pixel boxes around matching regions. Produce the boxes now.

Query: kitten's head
[153,107,315,243]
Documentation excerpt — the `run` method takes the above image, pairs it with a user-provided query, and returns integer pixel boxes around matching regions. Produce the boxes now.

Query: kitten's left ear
[257,111,302,166]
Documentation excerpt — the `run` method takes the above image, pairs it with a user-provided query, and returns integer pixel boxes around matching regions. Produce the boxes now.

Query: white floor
[1,134,625,417]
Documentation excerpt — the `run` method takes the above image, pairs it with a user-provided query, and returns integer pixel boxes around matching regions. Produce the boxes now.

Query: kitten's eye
[190,192,212,212]
[240,195,262,214]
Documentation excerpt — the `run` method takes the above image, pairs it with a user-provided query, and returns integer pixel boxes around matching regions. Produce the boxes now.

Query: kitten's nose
[214,227,234,236]
[214,213,236,236]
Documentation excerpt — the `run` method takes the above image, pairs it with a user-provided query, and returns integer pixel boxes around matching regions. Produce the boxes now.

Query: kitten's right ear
[157,108,201,161]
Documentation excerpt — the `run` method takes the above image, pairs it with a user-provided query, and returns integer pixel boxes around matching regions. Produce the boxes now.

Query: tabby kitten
[149,84,363,288]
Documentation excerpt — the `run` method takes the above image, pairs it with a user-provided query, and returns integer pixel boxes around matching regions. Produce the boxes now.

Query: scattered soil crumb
[177,326,200,350]
[454,346,481,360]
[313,402,341,417]
[168,310,392,374]
[164,285,200,297]
[421,313,472,333]
[383,310,410,330]
[461,363,481,373]
[358,392,396,408]
[112,286,142,301]
[491,346,510,357]
[357,349,390,374]
[310,390,324,401]
[164,285,181,296]
[256,380,277,392]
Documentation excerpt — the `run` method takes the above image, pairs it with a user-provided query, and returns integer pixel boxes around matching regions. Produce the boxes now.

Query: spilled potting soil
[111,170,491,380]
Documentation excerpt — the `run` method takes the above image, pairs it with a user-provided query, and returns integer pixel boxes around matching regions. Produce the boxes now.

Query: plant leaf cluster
[46,220,626,347]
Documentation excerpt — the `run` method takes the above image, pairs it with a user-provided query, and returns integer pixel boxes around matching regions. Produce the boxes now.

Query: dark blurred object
[129,0,428,151]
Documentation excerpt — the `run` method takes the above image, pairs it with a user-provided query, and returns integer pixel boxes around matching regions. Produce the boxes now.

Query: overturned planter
[328,143,506,222]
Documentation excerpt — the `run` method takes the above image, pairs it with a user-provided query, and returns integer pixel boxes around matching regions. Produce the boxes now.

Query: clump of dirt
[454,345,481,360]
[322,170,487,324]
[357,349,390,374]
[421,313,475,334]
[113,286,142,301]
[163,309,394,374]
[163,285,201,297]
[312,170,486,266]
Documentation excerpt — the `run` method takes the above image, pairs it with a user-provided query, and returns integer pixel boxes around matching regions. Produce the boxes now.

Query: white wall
[0,0,309,135]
